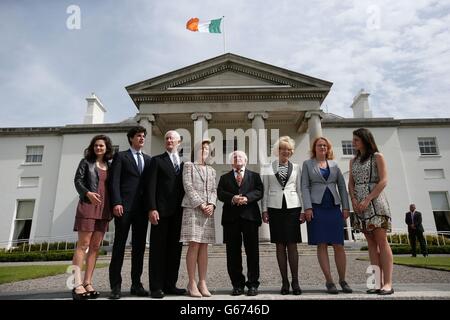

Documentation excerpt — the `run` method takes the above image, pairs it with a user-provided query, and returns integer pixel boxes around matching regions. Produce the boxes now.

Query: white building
[1,53,449,248]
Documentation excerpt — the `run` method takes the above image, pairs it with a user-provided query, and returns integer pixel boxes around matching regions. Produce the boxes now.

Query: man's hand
[262,211,269,223]
[113,205,124,217]
[149,210,160,225]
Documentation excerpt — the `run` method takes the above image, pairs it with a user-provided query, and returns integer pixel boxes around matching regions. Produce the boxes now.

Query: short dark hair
[127,126,147,146]
[84,134,113,162]
[353,128,379,162]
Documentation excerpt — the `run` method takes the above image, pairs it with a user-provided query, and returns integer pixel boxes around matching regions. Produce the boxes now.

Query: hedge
[360,245,450,255]
[4,240,110,253]
[0,250,106,262]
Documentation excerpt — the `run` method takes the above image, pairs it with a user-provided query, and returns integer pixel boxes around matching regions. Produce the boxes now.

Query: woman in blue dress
[301,137,353,294]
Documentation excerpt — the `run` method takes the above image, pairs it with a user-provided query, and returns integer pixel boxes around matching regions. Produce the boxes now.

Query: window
[424,169,445,180]
[430,192,450,232]
[19,177,39,188]
[12,200,35,243]
[25,146,44,163]
[341,141,355,156]
[418,137,439,155]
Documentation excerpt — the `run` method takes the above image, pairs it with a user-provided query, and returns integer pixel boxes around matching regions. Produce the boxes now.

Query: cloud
[0,0,449,128]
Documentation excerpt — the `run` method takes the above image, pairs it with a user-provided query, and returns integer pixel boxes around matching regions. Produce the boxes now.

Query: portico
[126,53,332,243]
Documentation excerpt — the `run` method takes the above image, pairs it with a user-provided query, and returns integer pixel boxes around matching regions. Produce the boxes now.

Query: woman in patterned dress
[348,128,394,295]
[180,139,217,297]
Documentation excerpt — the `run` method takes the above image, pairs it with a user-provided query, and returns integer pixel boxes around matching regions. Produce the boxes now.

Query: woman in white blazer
[262,136,303,295]
[301,137,352,294]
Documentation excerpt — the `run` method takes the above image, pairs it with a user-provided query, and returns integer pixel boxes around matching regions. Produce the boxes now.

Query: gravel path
[1,249,449,298]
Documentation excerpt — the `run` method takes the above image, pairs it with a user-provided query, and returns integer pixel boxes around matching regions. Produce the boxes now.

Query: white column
[305,111,324,145]
[248,112,271,242]
[136,113,155,155]
[191,113,212,155]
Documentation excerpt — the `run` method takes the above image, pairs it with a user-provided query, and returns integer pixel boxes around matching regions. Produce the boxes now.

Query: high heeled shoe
[291,280,302,295]
[187,285,202,298]
[197,284,212,297]
[83,283,100,299]
[72,284,89,300]
[280,280,290,295]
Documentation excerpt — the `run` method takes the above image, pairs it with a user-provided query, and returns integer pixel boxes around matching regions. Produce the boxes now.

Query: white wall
[397,127,450,231]
[0,135,62,246]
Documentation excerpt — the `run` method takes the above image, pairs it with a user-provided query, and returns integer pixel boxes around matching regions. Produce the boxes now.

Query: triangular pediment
[126,53,332,93]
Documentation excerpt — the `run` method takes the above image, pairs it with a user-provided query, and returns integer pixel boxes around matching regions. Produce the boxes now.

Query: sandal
[83,283,100,299]
[72,284,89,300]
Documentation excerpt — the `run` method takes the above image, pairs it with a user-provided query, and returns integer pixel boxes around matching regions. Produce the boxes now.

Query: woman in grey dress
[180,139,217,297]
[348,128,394,295]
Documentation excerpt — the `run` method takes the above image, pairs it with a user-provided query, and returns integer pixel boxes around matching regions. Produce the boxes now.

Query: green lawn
[0,263,108,285]
[357,256,450,271]
[392,256,450,271]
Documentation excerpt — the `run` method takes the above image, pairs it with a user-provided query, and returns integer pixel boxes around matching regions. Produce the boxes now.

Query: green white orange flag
[186,17,222,33]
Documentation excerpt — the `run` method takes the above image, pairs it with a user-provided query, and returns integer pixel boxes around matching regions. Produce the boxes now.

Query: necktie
[172,154,180,174]
[136,152,143,174]
[235,170,243,186]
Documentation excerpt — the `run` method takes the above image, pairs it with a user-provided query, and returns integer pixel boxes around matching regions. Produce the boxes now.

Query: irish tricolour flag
[186,17,222,33]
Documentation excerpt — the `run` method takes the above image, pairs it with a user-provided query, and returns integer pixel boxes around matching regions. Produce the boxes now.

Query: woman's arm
[367,153,388,200]
[182,162,205,208]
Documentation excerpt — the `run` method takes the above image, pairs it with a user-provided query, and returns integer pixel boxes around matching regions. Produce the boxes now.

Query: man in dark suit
[218,150,264,296]
[405,204,428,257]
[108,126,151,299]
[145,130,186,298]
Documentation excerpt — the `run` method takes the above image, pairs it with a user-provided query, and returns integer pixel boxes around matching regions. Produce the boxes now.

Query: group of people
[70,126,396,300]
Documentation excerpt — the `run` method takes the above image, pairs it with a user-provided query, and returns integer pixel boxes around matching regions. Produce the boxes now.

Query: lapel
[162,152,177,175]
[313,159,328,182]
[126,149,140,174]
[240,168,250,190]
[272,161,284,187]
[286,161,293,184]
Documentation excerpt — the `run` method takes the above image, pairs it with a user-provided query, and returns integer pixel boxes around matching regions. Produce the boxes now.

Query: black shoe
[150,289,164,299]
[72,285,89,300]
[326,282,339,294]
[378,288,394,295]
[291,281,302,295]
[109,287,121,300]
[247,287,258,296]
[366,288,381,294]
[130,284,149,297]
[231,287,244,296]
[339,280,353,294]
[164,287,186,295]
[83,283,100,299]
[280,281,290,295]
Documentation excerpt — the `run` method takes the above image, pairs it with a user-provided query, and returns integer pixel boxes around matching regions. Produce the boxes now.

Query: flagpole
[222,16,226,53]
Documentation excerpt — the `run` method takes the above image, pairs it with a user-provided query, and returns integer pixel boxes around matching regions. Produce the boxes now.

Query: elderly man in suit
[405,204,428,257]
[145,130,186,298]
[109,126,151,299]
[218,150,264,296]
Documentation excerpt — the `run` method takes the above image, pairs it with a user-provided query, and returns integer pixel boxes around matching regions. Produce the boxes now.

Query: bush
[386,233,450,246]
[360,245,450,255]
[0,249,106,262]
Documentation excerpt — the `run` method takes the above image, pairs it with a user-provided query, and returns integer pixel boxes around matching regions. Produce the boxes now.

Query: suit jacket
[145,152,185,217]
[109,149,151,213]
[261,161,302,211]
[405,211,424,233]
[300,159,350,210]
[218,168,264,226]
[181,162,217,209]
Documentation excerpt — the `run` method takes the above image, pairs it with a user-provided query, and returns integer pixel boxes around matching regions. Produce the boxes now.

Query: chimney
[84,93,106,124]
[350,89,372,118]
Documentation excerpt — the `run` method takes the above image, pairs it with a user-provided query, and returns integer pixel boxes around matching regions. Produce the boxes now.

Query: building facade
[1,54,449,247]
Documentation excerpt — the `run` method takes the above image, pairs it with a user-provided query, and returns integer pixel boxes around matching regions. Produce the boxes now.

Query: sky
[0,0,449,127]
